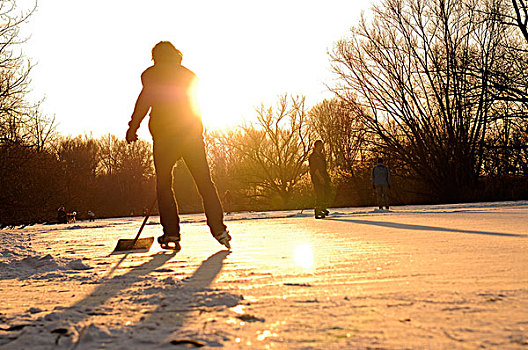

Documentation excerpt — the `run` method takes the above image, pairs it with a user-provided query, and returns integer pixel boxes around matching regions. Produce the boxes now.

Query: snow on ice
[0,201,527,348]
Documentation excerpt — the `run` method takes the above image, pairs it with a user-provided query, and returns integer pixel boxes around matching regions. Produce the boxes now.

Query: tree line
[1,0,527,226]
[330,0,528,203]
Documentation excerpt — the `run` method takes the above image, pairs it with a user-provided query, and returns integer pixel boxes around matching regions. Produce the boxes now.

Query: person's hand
[126,127,138,144]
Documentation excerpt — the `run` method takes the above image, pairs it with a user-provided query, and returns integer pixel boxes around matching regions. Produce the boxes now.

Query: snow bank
[0,254,93,280]
[0,230,92,280]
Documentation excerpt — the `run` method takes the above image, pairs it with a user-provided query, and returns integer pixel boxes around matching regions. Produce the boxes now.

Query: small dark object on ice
[154,268,174,273]
[236,314,265,322]
[170,339,205,347]
[51,328,69,334]
[2,324,27,331]
[284,282,312,287]
[27,307,42,314]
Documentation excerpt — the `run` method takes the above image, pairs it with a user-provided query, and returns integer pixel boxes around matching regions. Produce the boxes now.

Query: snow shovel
[113,200,156,252]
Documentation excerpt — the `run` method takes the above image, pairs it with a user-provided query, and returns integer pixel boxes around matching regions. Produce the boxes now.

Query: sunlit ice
[293,243,314,270]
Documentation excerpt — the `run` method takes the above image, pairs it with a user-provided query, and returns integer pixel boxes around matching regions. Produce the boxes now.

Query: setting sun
[195,76,246,130]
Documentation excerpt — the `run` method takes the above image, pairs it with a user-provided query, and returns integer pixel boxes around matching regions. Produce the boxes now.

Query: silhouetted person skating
[126,41,230,251]
[371,157,391,210]
[309,140,331,219]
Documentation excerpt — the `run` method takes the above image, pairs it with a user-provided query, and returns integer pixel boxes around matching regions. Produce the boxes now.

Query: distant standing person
[57,206,67,224]
[126,41,230,251]
[222,190,232,215]
[309,140,331,219]
[371,157,391,210]
[88,210,95,222]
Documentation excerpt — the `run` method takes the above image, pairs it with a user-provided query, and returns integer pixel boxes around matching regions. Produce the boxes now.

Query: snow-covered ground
[0,201,527,349]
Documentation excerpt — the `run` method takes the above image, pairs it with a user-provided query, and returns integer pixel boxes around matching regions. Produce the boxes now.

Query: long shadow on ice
[2,250,238,348]
[71,251,177,309]
[327,218,525,237]
[125,249,239,347]
[0,251,177,349]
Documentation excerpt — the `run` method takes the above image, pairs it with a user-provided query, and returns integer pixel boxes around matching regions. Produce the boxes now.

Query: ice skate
[315,209,326,219]
[158,234,181,251]
[213,230,231,249]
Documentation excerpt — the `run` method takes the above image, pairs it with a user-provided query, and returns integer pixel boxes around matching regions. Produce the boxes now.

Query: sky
[18,0,374,140]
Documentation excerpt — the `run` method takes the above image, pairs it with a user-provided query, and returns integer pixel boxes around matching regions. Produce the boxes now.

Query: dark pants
[375,185,389,208]
[312,180,330,212]
[153,136,226,239]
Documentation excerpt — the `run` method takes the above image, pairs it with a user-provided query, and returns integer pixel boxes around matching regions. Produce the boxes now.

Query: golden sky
[20,0,373,139]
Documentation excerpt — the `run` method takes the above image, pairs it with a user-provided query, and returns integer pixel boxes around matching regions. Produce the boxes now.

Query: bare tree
[0,1,47,147]
[508,0,528,43]
[205,128,244,194]
[97,134,121,176]
[331,0,516,199]
[56,135,99,205]
[225,95,313,205]
[97,133,153,178]
[88,134,155,216]
[308,98,367,175]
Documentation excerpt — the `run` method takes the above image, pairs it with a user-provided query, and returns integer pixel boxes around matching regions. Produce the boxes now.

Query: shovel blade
[113,237,154,253]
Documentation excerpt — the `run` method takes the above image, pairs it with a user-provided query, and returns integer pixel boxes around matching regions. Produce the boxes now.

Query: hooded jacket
[309,150,330,185]
[371,162,391,186]
[128,63,203,140]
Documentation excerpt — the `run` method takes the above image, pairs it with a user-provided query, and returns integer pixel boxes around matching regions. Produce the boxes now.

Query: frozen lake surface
[0,201,527,348]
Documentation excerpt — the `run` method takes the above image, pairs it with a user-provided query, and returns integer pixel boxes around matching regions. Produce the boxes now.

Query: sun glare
[195,77,247,131]
[189,77,202,118]
[294,243,314,269]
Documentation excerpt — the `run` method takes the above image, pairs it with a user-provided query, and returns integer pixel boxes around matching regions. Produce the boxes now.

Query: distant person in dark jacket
[222,190,232,215]
[309,140,331,219]
[57,206,67,224]
[126,41,230,251]
[371,157,391,210]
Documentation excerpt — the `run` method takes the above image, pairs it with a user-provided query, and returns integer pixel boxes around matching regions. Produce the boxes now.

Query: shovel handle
[131,199,157,245]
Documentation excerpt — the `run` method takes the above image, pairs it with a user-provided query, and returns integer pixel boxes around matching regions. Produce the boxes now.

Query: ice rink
[1,201,527,348]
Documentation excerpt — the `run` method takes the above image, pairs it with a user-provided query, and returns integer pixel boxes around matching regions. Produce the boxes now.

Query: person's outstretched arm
[126,74,151,143]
